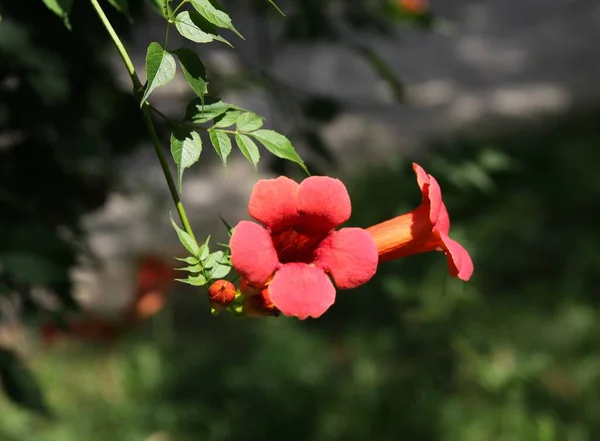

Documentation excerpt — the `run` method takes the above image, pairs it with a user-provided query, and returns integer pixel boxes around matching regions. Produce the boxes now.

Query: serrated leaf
[189,0,244,38]
[170,128,202,192]
[0,349,51,417]
[251,130,308,174]
[204,251,224,269]
[141,42,176,105]
[42,0,73,29]
[173,11,232,46]
[175,256,200,265]
[236,112,264,132]
[213,110,242,128]
[198,236,211,260]
[185,97,245,123]
[235,134,260,170]
[172,48,208,99]
[170,213,200,257]
[108,0,132,21]
[208,129,232,167]
[176,264,203,273]
[177,274,207,286]
[208,263,231,279]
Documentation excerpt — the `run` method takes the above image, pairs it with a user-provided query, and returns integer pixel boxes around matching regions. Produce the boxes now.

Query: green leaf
[213,110,242,128]
[107,0,132,21]
[219,214,234,236]
[176,274,207,286]
[204,251,224,269]
[236,112,264,132]
[235,134,260,170]
[208,263,231,279]
[41,0,73,29]
[173,11,232,46]
[170,128,203,192]
[267,0,285,16]
[170,213,200,257]
[198,236,211,261]
[250,130,308,174]
[204,250,231,279]
[185,97,244,123]
[172,48,208,99]
[189,0,244,38]
[176,264,203,273]
[208,129,232,167]
[141,42,177,106]
[175,256,200,265]
[0,349,51,417]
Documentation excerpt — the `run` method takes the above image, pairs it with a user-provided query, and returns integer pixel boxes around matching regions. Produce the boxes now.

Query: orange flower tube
[366,163,474,281]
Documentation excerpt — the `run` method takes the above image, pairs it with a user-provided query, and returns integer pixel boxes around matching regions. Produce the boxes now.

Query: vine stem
[89,0,197,242]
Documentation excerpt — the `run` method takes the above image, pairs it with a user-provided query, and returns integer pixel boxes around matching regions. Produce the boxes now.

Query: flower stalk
[89,0,196,242]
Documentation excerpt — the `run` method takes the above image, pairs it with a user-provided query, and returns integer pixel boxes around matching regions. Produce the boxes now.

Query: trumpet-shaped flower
[230,176,378,319]
[366,163,474,281]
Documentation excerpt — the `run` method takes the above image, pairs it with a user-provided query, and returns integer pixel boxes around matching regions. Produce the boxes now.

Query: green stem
[90,0,141,92]
[163,22,171,50]
[149,105,209,133]
[164,23,171,48]
[142,106,196,240]
[90,0,197,242]
[171,0,188,18]
[150,104,178,126]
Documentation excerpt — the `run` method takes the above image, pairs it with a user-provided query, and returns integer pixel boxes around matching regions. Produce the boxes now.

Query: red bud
[208,280,236,307]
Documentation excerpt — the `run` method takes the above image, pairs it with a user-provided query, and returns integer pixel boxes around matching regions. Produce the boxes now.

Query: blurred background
[1,0,600,440]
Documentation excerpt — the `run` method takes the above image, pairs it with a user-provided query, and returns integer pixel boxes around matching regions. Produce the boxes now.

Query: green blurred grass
[2,107,600,441]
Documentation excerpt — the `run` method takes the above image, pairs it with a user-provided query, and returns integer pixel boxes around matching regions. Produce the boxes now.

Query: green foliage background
[1,1,599,441]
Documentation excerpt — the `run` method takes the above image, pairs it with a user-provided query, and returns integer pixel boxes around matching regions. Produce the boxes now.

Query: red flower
[366,163,474,281]
[230,176,378,319]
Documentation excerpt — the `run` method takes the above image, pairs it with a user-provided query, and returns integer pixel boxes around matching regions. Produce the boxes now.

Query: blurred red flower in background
[41,255,175,345]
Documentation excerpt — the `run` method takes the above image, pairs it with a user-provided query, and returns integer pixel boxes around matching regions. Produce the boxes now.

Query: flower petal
[268,263,336,319]
[435,202,451,235]
[438,232,474,281]
[426,175,444,225]
[413,163,443,226]
[314,228,378,289]
[297,176,351,231]
[413,162,430,189]
[230,221,279,285]
[248,176,299,231]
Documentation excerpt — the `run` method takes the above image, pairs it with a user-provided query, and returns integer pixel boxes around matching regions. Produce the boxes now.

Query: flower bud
[208,280,236,308]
